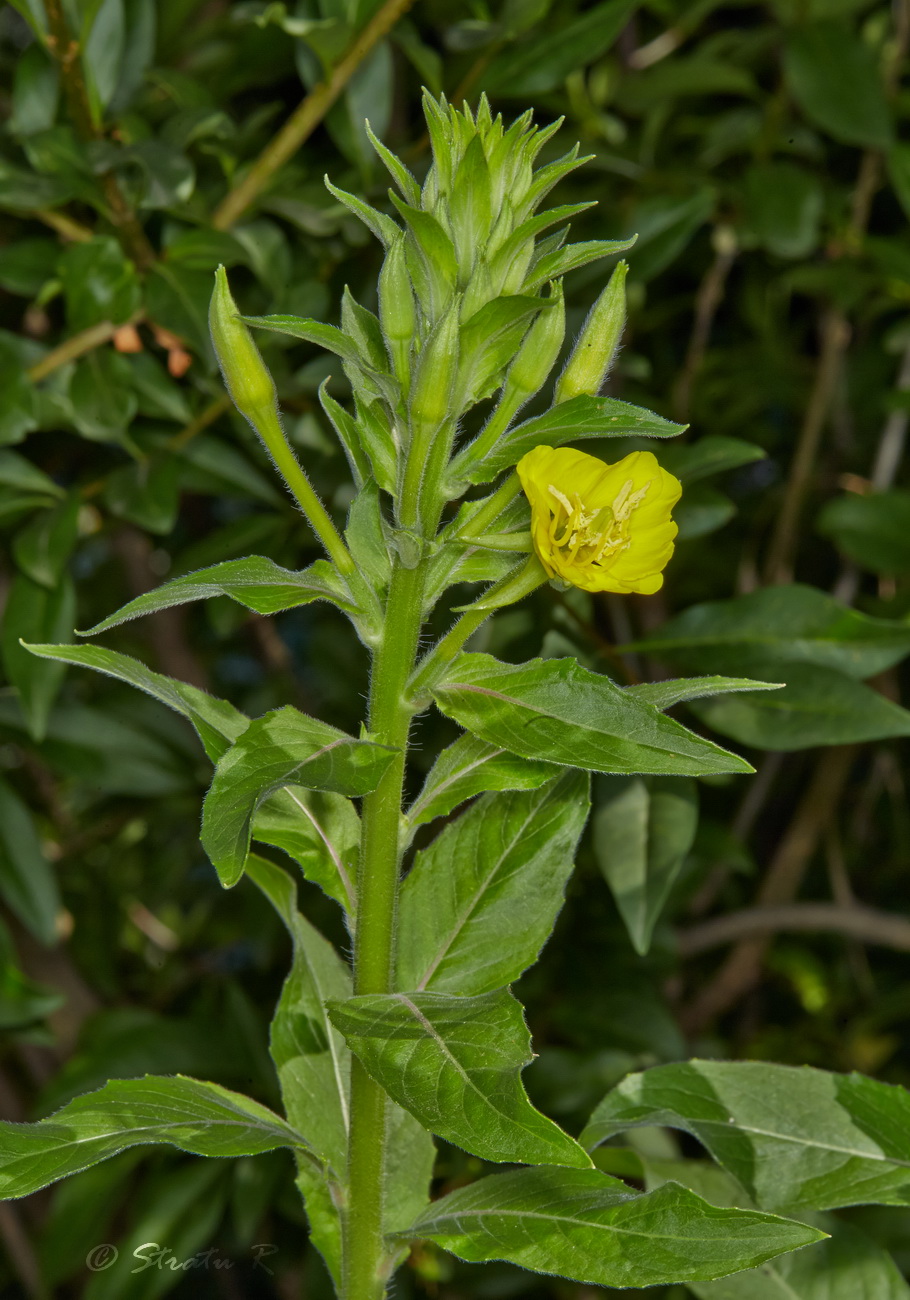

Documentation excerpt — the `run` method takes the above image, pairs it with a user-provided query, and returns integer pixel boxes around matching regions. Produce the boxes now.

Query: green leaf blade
[405,732,558,831]
[432,653,753,777]
[396,1166,824,1286]
[200,706,396,886]
[582,1061,910,1214]
[80,556,355,634]
[24,642,247,762]
[0,1075,309,1199]
[623,584,910,680]
[328,988,591,1168]
[459,393,685,484]
[398,772,590,994]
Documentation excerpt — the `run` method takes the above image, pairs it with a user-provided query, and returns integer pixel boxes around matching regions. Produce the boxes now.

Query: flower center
[546,479,651,568]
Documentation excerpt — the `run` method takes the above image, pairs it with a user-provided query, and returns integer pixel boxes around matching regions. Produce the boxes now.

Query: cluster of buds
[211,92,682,599]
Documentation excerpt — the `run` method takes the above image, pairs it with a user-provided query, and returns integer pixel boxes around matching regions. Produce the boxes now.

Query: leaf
[244,856,350,1174]
[524,237,635,291]
[83,1161,227,1300]
[24,642,247,763]
[324,176,399,247]
[242,313,364,369]
[487,0,639,95]
[245,854,349,1287]
[743,161,824,260]
[145,263,212,358]
[247,855,433,1283]
[405,731,558,831]
[12,494,80,588]
[81,556,355,634]
[0,1075,310,1198]
[9,44,59,136]
[689,664,910,750]
[69,350,138,443]
[0,449,64,499]
[253,787,358,913]
[398,772,589,994]
[674,483,736,540]
[457,393,685,483]
[624,583,910,680]
[657,435,766,484]
[432,653,753,777]
[395,1165,824,1286]
[345,478,392,598]
[627,676,783,709]
[58,236,141,331]
[328,987,591,1167]
[103,454,179,534]
[1,572,74,740]
[582,1060,910,1213]
[0,775,61,946]
[626,190,716,281]
[594,775,697,956]
[817,490,910,574]
[691,1216,910,1300]
[784,21,892,149]
[200,706,397,886]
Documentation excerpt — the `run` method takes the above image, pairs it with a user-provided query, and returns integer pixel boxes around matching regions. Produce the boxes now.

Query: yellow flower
[516,444,681,594]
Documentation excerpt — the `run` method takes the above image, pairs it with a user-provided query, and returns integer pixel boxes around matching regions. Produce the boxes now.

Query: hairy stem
[342,559,427,1300]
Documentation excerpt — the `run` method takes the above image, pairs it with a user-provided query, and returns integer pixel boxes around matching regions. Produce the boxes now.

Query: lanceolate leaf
[395,1166,824,1286]
[0,774,61,946]
[582,1061,910,1213]
[432,653,753,777]
[246,854,352,1287]
[245,856,350,1173]
[397,772,589,993]
[24,642,247,762]
[253,787,358,913]
[328,987,591,1168]
[594,775,698,956]
[201,707,396,886]
[691,1217,910,1300]
[81,556,355,634]
[627,677,783,710]
[690,664,910,750]
[405,731,558,832]
[456,393,685,483]
[623,584,910,680]
[0,1076,310,1198]
[524,237,636,290]
[242,314,363,367]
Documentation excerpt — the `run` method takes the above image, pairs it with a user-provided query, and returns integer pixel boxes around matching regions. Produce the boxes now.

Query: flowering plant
[8,91,909,1300]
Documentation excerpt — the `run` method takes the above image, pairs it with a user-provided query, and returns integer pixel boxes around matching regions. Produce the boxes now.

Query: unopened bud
[209,265,278,427]
[508,281,565,396]
[554,259,627,405]
[409,297,460,437]
[379,235,416,390]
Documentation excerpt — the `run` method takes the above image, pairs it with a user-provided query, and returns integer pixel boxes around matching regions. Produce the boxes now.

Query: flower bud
[409,296,460,438]
[508,280,565,397]
[554,259,627,405]
[209,266,278,427]
[379,234,416,390]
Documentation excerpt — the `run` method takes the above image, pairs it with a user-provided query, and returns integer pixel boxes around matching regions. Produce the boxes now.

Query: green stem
[342,558,428,1300]
[409,555,547,702]
[450,471,523,542]
[256,410,353,575]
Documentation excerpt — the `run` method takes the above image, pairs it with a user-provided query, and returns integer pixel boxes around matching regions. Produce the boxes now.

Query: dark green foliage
[2,0,910,1295]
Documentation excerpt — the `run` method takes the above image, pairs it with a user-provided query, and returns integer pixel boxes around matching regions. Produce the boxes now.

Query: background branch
[211,0,417,231]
